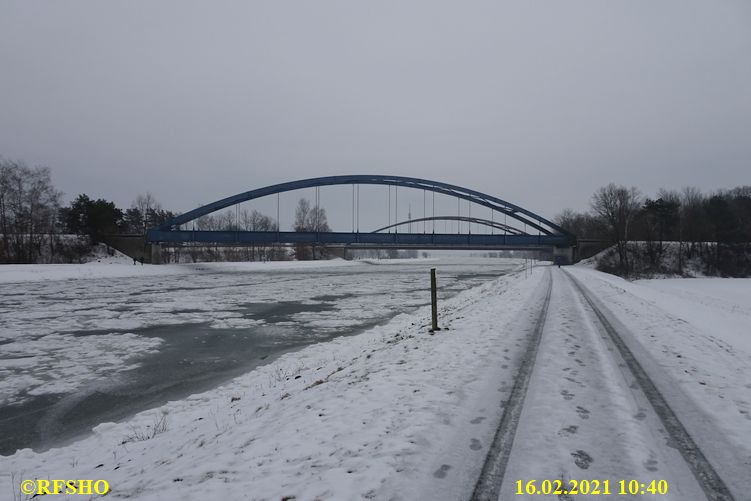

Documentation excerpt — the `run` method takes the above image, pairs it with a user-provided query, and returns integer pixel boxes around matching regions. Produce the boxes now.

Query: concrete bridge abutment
[150,244,162,265]
[553,246,574,265]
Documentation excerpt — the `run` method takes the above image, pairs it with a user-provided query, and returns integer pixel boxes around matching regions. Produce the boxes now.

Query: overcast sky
[1,1,749,231]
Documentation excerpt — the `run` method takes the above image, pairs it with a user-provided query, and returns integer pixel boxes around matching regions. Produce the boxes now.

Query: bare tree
[642,194,679,268]
[184,207,282,262]
[131,192,162,234]
[591,184,641,275]
[0,159,61,263]
[294,198,311,232]
[308,205,330,233]
[554,208,606,239]
[238,208,278,261]
[293,198,330,260]
[656,189,682,273]
[680,186,708,260]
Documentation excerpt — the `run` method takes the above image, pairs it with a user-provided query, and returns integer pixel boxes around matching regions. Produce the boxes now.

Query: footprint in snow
[644,457,659,472]
[561,390,575,400]
[433,464,452,479]
[633,409,647,421]
[558,425,578,437]
[470,439,483,451]
[470,416,486,424]
[571,450,593,469]
[576,406,590,419]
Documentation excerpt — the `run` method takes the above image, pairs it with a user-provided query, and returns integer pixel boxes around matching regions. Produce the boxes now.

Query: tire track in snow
[469,268,552,501]
[498,269,702,501]
[566,271,735,501]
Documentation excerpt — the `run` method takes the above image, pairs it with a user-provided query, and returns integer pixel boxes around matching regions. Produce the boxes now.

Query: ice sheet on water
[1,259,520,409]
[0,332,163,406]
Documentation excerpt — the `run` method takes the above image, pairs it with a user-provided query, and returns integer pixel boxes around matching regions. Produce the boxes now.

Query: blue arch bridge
[146,175,576,263]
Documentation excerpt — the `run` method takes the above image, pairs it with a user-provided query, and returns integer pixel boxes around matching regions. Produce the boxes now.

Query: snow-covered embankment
[3,267,547,500]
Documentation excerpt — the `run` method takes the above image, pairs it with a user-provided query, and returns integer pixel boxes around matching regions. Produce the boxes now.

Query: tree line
[164,197,331,263]
[61,192,175,240]
[1,157,334,263]
[556,183,751,277]
[1,158,178,263]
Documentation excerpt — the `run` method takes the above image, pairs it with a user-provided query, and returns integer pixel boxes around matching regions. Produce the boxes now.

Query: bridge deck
[146,230,571,248]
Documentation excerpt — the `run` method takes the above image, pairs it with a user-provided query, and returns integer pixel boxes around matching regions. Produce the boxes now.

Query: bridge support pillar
[151,244,162,265]
[553,246,573,265]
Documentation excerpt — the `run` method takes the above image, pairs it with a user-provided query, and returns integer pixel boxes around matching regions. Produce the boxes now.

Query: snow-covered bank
[637,277,751,357]
[1,267,545,500]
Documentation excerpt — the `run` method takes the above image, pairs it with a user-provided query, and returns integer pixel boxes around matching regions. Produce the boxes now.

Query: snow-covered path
[499,269,707,500]
[560,269,751,500]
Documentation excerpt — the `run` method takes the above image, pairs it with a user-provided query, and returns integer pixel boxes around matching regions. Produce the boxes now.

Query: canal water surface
[0,258,520,455]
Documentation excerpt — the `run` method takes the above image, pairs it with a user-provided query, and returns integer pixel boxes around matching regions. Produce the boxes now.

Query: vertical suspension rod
[432,191,435,233]
[351,184,354,233]
[357,184,360,233]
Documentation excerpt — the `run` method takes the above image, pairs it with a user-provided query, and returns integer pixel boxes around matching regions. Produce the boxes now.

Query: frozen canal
[0,258,520,455]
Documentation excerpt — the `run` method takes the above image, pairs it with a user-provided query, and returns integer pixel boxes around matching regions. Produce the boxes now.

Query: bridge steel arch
[372,216,525,235]
[147,175,575,250]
